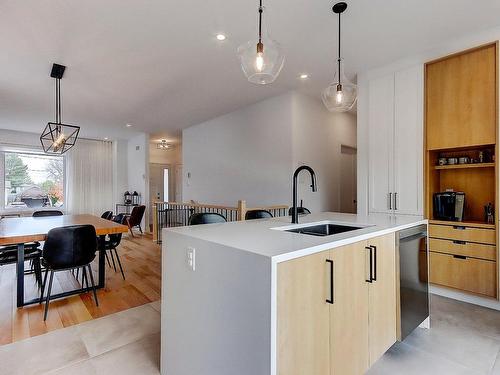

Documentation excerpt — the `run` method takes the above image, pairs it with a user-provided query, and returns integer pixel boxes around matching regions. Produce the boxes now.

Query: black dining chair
[101,211,113,220]
[33,210,63,217]
[188,212,227,225]
[125,205,146,237]
[40,225,99,320]
[0,245,43,285]
[288,206,311,216]
[101,214,127,280]
[245,209,273,220]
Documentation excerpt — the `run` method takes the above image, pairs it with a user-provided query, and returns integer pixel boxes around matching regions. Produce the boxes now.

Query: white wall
[182,91,357,212]
[127,133,149,227]
[183,92,294,207]
[292,92,357,213]
[0,129,42,149]
[113,139,129,206]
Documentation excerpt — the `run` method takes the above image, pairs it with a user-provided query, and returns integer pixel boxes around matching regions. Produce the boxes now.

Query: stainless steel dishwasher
[398,224,429,339]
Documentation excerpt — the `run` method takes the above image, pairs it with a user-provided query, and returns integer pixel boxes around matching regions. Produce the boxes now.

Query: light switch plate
[187,247,196,271]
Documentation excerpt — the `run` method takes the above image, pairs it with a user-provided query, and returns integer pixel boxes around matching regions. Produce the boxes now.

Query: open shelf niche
[426,145,496,223]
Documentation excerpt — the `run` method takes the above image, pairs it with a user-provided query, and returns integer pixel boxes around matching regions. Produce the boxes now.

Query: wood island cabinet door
[277,250,331,375]
[367,233,397,365]
[330,242,370,375]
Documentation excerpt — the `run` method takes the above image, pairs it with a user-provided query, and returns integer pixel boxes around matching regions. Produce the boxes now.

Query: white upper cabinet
[368,74,394,214]
[367,65,423,216]
[393,66,423,215]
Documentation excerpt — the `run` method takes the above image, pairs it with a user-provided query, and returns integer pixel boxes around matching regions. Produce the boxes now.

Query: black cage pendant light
[40,64,80,154]
[322,2,357,112]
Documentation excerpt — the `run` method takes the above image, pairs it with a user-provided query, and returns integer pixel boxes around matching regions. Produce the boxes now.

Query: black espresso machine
[433,192,465,221]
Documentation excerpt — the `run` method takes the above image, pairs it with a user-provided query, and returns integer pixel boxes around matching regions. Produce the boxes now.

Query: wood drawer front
[429,224,496,245]
[429,252,496,297]
[429,238,496,261]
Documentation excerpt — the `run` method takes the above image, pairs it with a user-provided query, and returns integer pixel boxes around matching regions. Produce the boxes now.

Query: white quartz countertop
[164,212,427,262]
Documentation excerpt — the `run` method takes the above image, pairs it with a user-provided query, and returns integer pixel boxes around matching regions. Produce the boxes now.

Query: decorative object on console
[40,63,80,154]
[237,0,284,85]
[322,2,357,112]
[485,203,494,224]
[132,191,141,205]
[124,191,132,204]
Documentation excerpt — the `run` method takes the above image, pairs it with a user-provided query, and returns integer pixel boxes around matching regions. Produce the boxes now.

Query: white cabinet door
[368,74,394,214]
[393,66,423,215]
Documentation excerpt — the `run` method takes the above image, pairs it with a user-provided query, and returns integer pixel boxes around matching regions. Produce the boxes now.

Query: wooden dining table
[0,214,129,307]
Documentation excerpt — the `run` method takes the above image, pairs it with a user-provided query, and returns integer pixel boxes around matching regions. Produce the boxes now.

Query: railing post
[153,203,158,243]
[238,200,247,221]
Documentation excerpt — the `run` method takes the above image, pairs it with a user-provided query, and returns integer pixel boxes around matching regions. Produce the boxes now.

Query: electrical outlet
[187,247,196,271]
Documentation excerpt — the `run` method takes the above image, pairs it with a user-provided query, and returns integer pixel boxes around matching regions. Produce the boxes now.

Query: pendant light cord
[55,78,62,124]
[258,0,263,44]
[337,10,341,85]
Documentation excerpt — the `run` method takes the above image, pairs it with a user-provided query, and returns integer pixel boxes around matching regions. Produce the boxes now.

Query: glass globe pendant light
[322,2,357,112]
[237,0,285,85]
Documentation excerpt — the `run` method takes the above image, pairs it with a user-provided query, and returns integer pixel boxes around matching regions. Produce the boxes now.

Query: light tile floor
[0,303,161,375]
[2,295,500,374]
[368,294,500,375]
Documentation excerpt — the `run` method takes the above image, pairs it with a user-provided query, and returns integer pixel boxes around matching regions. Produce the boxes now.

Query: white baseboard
[430,285,500,311]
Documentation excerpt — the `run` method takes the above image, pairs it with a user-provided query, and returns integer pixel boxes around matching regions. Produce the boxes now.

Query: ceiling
[2,0,500,141]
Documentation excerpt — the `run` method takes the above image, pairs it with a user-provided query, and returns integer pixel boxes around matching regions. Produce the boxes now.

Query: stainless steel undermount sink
[278,222,367,237]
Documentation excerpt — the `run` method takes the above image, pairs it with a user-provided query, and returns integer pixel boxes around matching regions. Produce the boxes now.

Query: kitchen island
[161,212,427,375]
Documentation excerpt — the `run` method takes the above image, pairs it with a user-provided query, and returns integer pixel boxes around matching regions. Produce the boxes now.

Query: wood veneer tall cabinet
[424,42,499,299]
[277,233,397,375]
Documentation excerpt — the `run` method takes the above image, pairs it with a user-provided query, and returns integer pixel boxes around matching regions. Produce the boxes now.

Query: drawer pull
[453,226,466,230]
[453,255,467,260]
[326,259,334,304]
[453,240,467,245]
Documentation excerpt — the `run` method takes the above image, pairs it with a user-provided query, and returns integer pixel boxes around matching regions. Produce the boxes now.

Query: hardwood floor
[0,233,161,346]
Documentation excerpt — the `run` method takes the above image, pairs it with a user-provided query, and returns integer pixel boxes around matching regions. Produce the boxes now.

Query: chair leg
[33,258,42,286]
[87,265,99,306]
[109,250,117,272]
[127,219,135,238]
[43,271,55,321]
[105,251,111,267]
[138,225,143,234]
[113,248,125,280]
[40,268,49,304]
[82,267,88,289]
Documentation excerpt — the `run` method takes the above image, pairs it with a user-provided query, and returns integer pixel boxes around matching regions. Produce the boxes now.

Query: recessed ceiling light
[216,34,226,41]
[104,137,109,140]
[299,74,309,79]
[126,123,132,128]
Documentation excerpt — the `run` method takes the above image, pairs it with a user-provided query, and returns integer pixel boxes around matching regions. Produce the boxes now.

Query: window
[3,152,64,209]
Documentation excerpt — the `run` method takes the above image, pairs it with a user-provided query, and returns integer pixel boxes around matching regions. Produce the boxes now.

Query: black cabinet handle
[453,240,467,245]
[370,245,377,281]
[453,225,466,230]
[326,259,334,304]
[453,255,467,260]
[365,247,373,283]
